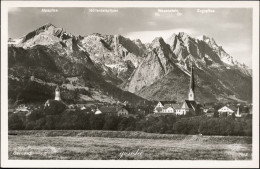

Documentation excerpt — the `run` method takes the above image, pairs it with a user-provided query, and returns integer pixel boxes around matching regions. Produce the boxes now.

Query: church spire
[190,64,195,92]
[188,64,195,101]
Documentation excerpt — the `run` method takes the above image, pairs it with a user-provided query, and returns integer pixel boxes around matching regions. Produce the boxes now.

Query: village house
[154,100,198,116]
[95,106,129,116]
[68,105,75,109]
[78,104,95,112]
[95,108,102,115]
[13,104,32,116]
[218,105,239,117]
[173,104,183,115]
[154,101,177,113]
[14,104,31,113]
[123,101,129,106]
[161,104,175,113]
[117,107,129,116]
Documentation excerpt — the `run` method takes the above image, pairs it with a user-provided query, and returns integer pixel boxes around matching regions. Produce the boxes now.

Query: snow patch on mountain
[105,64,127,72]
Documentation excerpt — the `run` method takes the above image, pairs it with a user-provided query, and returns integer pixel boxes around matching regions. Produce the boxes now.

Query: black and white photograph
[1,0,259,168]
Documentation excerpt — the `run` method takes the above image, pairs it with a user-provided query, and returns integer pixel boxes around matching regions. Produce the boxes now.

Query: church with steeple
[154,64,199,115]
[178,64,198,115]
[44,85,64,109]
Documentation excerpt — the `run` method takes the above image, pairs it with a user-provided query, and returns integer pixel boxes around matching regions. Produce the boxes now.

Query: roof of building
[163,104,174,109]
[183,100,197,110]
[159,101,177,105]
[172,103,181,109]
[95,109,102,115]
[218,106,235,113]
[55,85,60,91]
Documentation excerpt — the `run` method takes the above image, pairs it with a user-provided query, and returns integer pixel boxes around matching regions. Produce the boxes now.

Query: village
[10,65,252,119]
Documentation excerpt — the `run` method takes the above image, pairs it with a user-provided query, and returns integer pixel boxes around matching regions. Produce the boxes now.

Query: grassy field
[8,130,252,160]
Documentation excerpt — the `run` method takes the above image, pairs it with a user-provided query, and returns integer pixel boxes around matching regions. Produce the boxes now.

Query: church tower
[188,64,195,101]
[55,85,61,101]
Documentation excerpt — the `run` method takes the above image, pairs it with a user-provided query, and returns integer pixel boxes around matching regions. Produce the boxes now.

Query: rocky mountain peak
[8,25,252,104]
[42,22,56,29]
[10,23,74,48]
[166,33,177,44]
[151,37,167,48]
[196,35,209,41]
[169,33,177,38]
[178,32,190,39]
[89,33,103,38]
[134,39,142,43]
[196,35,218,48]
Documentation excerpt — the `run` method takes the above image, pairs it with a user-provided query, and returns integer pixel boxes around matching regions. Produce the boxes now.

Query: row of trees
[8,104,252,136]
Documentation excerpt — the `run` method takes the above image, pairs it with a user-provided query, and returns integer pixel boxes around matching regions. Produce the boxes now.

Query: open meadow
[8,130,252,160]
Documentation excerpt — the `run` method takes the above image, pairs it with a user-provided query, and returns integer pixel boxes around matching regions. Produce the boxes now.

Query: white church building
[154,64,198,115]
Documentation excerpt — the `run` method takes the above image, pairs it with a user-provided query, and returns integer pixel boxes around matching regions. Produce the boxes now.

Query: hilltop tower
[188,64,195,101]
[55,85,61,101]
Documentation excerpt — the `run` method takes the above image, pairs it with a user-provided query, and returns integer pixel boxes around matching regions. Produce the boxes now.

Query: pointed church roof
[183,100,197,111]
[55,85,60,91]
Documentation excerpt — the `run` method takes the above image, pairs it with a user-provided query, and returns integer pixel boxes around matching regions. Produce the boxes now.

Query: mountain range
[8,23,252,105]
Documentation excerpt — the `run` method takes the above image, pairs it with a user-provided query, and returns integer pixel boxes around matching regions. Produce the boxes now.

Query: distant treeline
[8,101,252,136]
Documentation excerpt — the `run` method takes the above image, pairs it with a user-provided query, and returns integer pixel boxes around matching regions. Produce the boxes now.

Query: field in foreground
[9,130,252,160]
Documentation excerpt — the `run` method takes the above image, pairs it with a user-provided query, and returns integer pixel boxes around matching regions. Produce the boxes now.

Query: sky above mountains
[8,7,252,68]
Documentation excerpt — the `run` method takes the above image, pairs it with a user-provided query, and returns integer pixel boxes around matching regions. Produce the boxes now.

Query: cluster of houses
[217,104,251,118]
[95,106,129,116]
[152,65,252,118]
[9,66,252,118]
[153,100,197,115]
[153,100,252,118]
[9,104,32,116]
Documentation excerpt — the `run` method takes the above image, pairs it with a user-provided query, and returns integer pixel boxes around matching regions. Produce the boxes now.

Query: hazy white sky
[8,8,252,68]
